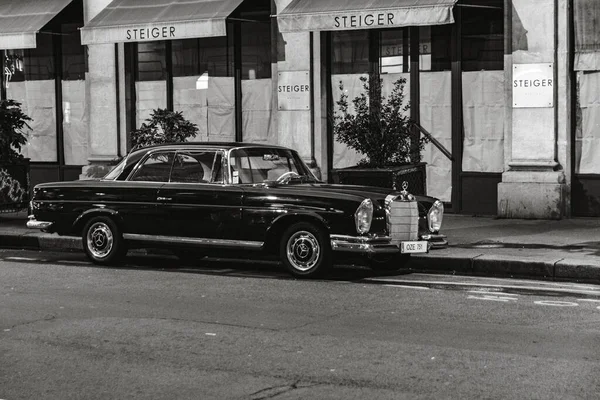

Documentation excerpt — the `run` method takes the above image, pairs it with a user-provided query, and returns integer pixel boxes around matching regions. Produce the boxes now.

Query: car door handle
[157,197,172,201]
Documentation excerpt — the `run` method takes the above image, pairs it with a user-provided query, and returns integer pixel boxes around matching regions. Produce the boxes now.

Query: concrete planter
[0,159,30,213]
[331,162,427,195]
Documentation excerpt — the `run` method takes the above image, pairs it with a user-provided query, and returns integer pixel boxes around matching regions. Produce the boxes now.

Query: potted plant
[131,108,199,148]
[0,99,32,212]
[331,75,428,194]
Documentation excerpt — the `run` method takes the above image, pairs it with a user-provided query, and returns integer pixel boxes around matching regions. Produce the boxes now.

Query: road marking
[384,284,430,290]
[205,333,216,336]
[534,300,578,307]
[468,295,518,302]
[468,290,518,296]
[577,299,600,303]
[5,256,43,261]
[367,278,600,297]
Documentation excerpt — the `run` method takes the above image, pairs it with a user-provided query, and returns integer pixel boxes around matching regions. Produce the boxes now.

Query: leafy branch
[0,99,32,163]
[131,108,199,149]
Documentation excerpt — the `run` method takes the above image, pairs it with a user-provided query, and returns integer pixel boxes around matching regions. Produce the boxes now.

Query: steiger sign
[513,63,554,108]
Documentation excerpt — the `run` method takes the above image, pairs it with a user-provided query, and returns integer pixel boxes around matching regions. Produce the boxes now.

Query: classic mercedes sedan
[27,143,446,278]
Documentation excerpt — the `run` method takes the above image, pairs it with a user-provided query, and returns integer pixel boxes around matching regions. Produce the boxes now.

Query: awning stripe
[278,0,457,32]
[81,0,244,45]
[0,0,74,49]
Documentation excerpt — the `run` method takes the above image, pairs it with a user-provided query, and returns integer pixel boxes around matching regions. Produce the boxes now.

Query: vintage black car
[27,143,446,278]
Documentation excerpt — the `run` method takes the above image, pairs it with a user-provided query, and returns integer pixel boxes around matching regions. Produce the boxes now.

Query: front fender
[263,211,332,253]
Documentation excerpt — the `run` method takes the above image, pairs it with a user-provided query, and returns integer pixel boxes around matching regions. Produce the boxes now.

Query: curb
[408,254,600,285]
[0,233,81,252]
[1,233,600,284]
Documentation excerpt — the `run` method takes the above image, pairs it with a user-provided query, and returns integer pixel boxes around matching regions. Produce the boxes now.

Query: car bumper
[330,234,428,254]
[420,233,448,248]
[26,216,53,230]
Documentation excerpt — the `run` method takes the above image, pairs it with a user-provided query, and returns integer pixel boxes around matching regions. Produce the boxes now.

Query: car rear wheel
[368,254,410,272]
[280,222,331,278]
[82,216,126,265]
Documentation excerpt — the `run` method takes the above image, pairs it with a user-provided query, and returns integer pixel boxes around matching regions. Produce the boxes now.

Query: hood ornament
[398,180,415,201]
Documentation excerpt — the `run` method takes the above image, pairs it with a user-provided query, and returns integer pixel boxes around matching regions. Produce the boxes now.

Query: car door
[157,149,245,242]
[119,150,175,235]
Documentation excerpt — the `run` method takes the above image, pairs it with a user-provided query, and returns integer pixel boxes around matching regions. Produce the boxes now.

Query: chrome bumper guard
[330,234,402,254]
[420,233,448,248]
[26,215,53,230]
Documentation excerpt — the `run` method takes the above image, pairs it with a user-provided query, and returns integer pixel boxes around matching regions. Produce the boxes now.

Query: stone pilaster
[498,0,570,218]
[80,0,120,179]
[274,0,313,168]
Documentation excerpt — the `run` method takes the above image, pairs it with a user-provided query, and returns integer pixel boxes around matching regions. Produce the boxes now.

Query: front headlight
[428,200,444,232]
[355,198,373,234]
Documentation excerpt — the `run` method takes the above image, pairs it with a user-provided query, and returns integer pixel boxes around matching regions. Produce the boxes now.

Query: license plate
[400,241,428,254]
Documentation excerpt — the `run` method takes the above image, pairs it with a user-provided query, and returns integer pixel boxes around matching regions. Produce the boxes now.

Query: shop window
[136,42,167,81]
[5,35,55,83]
[420,26,452,71]
[3,50,25,85]
[461,0,504,71]
[3,34,58,163]
[241,21,272,79]
[380,29,409,74]
[172,36,233,78]
[61,23,86,81]
[61,22,87,166]
[332,31,369,74]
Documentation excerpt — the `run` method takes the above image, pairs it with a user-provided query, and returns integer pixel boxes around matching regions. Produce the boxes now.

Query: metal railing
[411,122,454,162]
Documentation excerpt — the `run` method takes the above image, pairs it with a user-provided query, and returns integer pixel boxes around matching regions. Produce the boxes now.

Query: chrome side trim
[122,234,263,249]
[26,216,53,230]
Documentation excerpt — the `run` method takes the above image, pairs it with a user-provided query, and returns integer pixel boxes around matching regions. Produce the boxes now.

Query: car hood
[265,182,439,209]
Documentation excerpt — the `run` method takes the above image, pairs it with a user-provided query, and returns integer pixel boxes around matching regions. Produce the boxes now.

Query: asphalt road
[1,249,599,400]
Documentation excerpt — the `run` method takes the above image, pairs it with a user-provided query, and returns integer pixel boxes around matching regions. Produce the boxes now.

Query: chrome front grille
[385,195,419,246]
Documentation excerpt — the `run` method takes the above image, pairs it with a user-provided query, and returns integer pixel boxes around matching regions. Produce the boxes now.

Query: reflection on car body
[27,142,447,278]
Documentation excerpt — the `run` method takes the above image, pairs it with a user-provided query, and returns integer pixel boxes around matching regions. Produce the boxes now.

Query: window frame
[127,150,176,182]
[168,149,226,184]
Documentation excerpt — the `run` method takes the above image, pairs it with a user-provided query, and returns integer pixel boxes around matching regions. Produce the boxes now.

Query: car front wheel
[82,216,126,265]
[280,222,331,278]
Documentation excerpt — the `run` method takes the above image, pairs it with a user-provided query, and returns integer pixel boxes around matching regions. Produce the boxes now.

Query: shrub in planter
[331,76,429,194]
[0,99,32,211]
[131,108,199,148]
[0,99,31,163]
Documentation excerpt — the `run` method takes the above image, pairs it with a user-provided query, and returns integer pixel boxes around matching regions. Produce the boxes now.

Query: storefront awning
[278,0,457,33]
[0,0,74,49]
[81,0,244,45]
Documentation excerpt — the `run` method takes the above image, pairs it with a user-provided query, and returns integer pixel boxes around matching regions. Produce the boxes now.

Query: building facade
[0,0,594,218]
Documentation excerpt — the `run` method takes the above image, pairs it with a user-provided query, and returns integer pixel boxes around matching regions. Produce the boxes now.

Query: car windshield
[229,147,318,184]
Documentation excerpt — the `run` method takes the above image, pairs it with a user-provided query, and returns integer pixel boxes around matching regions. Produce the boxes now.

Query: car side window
[230,149,300,184]
[129,151,175,182]
[170,150,223,184]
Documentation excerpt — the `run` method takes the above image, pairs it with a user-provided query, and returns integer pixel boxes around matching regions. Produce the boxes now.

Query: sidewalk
[1,211,600,284]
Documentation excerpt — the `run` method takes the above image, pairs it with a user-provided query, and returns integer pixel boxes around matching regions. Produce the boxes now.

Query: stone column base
[497,171,566,219]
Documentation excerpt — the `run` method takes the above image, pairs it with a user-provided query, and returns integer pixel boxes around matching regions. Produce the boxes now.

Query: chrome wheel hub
[286,230,320,271]
[87,222,114,259]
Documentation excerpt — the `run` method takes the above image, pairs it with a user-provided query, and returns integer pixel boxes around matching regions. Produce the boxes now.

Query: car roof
[133,142,290,152]
[128,142,293,158]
